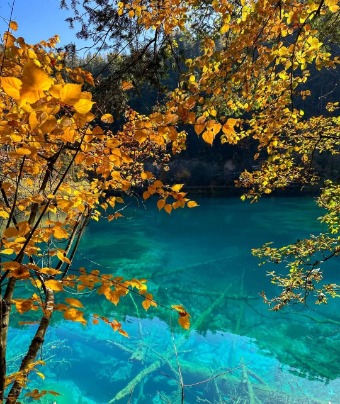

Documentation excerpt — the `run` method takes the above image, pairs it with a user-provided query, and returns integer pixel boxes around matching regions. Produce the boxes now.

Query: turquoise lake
[8,197,340,403]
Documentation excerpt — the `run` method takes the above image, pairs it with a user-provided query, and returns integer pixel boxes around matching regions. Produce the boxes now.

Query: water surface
[8,197,340,403]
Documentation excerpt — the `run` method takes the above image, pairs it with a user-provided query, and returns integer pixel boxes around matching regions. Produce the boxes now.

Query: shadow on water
[8,197,340,403]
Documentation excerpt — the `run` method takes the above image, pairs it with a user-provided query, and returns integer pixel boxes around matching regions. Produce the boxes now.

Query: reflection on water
[8,197,340,403]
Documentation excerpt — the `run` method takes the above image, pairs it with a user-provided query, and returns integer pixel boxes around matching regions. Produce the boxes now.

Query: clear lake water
[7,197,340,403]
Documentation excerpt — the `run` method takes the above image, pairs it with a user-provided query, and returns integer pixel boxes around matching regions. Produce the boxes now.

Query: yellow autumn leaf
[28,111,39,130]
[110,319,121,331]
[1,261,20,270]
[56,250,71,264]
[60,83,82,105]
[73,98,95,114]
[61,127,77,143]
[101,113,114,123]
[65,297,84,308]
[63,308,86,324]
[49,84,62,99]
[11,134,22,142]
[9,21,18,31]
[202,130,215,145]
[194,116,206,135]
[3,227,19,238]
[13,299,33,314]
[172,304,187,314]
[141,171,153,180]
[142,293,157,311]
[187,201,199,208]
[84,71,95,86]
[172,305,190,329]
[142,299,151,310]
[17,221,30,236]
[24,389,43,400]
[1,248,14,255]
[325,0,339,12]
[106,290,120,305]
[0,211,9,219]
[228,117,239,126]
[74,111,95,128]
[153,180,163,188]
[92,126,104,136]
[39,267,61,276]
[206,120,221,135]
[80,91,92,100]
[171,184,184,192]
[45,279,63,292]
[35,389,56,400]
[40,116,57,133]
[172,201,180,209]
[135,129,148,144]
[118,329,129,338]
[16,147,31,155]
[3,31,15,47]
[53,227,68,239]
[178,313,190,330]
[0,77,22,99]
[35,371,45,380]
[194,122,205,135]
[121,81,134,90]
[164,204,172,214]
[221,24,230,34]
[157,199,166,210]
[21,61,53,92]
[307,36,321,51]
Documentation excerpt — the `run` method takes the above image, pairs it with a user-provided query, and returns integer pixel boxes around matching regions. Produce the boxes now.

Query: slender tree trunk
[6,288,54,403]
[0,278,16,402]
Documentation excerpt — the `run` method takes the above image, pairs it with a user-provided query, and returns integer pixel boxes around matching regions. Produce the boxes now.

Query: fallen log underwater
[106,279,330,404]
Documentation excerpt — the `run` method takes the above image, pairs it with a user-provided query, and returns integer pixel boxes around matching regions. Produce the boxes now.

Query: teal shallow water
[8,197,340,403]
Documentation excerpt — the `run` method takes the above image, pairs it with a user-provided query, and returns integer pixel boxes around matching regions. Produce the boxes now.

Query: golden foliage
[172,305,191,330]
[44,280,63,292]
[5,361,45,389]
[25,389,61,400]
[63,308,86,325]
[8,0,340,392]
[101,113,114,123]
[142,293,157,311]
[9,21,18,31]
[0,28,193,308]
[0,17,198,404]
[64,297,84,308]
[114,0,340,309]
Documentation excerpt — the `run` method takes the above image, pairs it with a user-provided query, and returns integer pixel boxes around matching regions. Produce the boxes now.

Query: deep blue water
[8,197,340,403]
